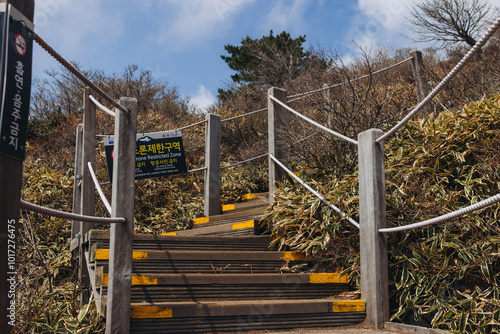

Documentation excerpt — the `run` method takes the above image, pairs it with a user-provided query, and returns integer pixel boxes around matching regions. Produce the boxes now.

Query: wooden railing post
[204,113,221,216]
[78,87,96,305]
[410,50,430,116]
[71,124,83,248]
[358,129,389,329]
[268,87,288,204]
[105,98,137,334]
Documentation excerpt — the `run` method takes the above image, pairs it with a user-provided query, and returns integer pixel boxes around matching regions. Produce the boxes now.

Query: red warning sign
[14,33,26,56]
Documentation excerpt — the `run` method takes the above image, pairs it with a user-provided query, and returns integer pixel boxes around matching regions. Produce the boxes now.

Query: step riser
[96,261,309,274]
[100,284,349,302]
[130,313,366,334]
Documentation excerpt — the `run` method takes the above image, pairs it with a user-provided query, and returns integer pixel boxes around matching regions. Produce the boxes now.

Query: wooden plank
[358,129,389,329]
[267,87,288,204]
[105,97,137,334]
[78,88,96,305]
[71,124,83,242]
[204,113,221,216]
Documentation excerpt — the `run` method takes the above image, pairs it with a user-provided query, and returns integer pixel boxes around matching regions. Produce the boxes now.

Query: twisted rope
[221,107,268,123]
[376,16,500,143]
[287,57,413,102]
[221,153,268,170]
[176,119,208,131]
[269,95,358,145]
[87,162,112,214]
[32,31,129,115]
[379,193,500,233]
[270,154,360,229]
[20,200,126,224]
[89,95,116,117]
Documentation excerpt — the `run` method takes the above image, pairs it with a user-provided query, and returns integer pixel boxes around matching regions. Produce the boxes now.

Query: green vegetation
[17,15,500,333]
[263,96,500,333]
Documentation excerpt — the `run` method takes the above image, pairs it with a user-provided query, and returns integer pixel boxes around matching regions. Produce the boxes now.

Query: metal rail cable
[221,107,268,123]
[376,16,500,143]
[20,200,126,224]
[221,153,268,170]
[32,31,129,115]
[89,95,116,117]
[269,95,358,145]
[379,192,500,233]
[87,162,112,214]
[270,154,360,229]
[287,57,413,101]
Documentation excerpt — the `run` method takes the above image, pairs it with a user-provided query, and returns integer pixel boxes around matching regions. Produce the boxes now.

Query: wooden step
[96,272,350,302]
[92,249,313,275]
[126,299,366,333]
[86,230,274,251]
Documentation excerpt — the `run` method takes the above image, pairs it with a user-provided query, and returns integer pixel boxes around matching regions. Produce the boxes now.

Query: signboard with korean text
[104,130,187,182]
[0,5,34,161]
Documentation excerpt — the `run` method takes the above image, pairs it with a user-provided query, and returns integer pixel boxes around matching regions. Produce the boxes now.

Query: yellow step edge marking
[242,193,257,200]
[232,220,254,230]
[161,231,177,236]
[283,252,309,261]
[101,274,158,286]
[130,305,173,319]
[94,249,147,260]
[331,300,366,313]
[309,273,348,284]
[222,204,235,212]
[193,217,209,225]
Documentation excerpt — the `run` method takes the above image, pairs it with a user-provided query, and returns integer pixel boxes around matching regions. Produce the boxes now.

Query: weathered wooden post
[410,50,430,116]
[105,97,137,334]
[0,1,34,332]
[78,87,96,304]
[71,124,83,246]
[204,113,221,216]
[268,87,288,204]
[358,129,389,329]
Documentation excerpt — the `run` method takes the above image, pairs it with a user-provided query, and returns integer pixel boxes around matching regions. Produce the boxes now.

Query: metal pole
[0,1,34,332]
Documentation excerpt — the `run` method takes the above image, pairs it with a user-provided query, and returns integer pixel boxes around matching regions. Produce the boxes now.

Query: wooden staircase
[84,193,366,333]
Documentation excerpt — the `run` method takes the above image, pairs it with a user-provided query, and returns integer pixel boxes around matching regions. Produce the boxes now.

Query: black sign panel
[104,130,188,182]
[0,8,33,161]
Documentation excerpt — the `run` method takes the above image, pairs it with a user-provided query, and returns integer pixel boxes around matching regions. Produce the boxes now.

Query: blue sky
[32,0,499,111]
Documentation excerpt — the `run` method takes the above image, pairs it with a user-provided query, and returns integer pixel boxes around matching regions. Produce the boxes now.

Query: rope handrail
[270,154,360,229]
[87,162,112,215]
[379,192,500,233]
[287,57,413,102]
[221,107,268,123]
[187,166,208,173]
[32,31,129,115]
[221,153,268,170]
[376,16,500,143]
[176,119,208,131]
[89,95,116,117]
[20,199,126,224]
[269,95,358,145]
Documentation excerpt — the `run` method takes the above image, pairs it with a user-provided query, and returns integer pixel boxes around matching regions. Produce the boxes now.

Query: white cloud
[260,0,311,35]
[344,0,421,53]
[190,85,215,111]
[147,0,255,50]
[34,0,125,63]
